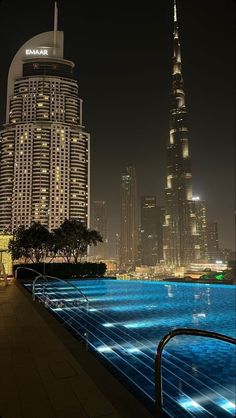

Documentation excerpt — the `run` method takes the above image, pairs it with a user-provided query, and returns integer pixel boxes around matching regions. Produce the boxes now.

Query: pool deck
[0,281,152,418]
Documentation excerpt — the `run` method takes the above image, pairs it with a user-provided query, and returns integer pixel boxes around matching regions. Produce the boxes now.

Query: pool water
[24,279,236,417]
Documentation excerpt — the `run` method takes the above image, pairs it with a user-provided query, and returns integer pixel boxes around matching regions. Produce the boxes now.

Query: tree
[8,222,51,263]
[53,219,103,263]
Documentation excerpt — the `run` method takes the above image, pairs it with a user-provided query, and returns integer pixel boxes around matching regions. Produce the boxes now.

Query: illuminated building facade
[163,1,194,266]
[91,200,108,259]
[0,5,89,232]
[207,221,220,262]
[189,198,208,261]
[119,167,137,269]
[140,196,164,266]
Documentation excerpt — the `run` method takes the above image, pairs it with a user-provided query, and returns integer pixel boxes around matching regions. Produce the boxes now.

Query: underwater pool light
[96,345,113,353]
[217,399,236,414]
[123,318,161,329]
[127,347,142,354]
[178,397,203,412]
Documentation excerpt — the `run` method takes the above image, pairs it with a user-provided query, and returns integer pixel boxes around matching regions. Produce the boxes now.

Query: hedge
[14,262,107,280]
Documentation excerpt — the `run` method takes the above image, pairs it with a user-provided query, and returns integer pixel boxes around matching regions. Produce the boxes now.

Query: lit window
[182,142,189,158]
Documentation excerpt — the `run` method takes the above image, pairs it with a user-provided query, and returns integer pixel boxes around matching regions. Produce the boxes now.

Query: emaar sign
[25,49,49,56]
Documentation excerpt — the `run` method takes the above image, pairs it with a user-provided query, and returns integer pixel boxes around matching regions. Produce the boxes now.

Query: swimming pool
[24,279,236,417]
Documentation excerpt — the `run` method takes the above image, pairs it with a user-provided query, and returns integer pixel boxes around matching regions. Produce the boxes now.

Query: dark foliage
[14,262,107,280]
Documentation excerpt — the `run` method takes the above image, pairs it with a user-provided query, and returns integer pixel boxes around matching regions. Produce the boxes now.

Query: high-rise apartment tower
[119,167,137,269]
[189,198,208,261]
[0,3,90,232]
[140,196,164,266]
[207,221,220,262]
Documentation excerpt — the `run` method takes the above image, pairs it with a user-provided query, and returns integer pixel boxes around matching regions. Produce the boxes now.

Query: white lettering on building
[25,49,49,56]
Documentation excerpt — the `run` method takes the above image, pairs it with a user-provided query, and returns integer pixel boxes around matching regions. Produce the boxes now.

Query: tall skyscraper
[0,4,90,232]
[119,167,137,269]
[207,221,220,262]
[140,196,163,266]
[189,198,208,261]
[163,1,193,266]
[91,201,108,259]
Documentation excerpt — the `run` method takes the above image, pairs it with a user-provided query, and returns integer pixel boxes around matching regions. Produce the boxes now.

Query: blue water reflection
[24,279,236,417]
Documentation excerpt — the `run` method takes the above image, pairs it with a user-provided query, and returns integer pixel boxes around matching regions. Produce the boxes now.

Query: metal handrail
[32,273,48,301]
[15,266,42,279]
[15,266,89,304]
[155,328,236,417]
[33,274,89,303]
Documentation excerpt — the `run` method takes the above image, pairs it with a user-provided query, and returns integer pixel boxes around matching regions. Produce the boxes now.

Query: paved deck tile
[0,282,152,418]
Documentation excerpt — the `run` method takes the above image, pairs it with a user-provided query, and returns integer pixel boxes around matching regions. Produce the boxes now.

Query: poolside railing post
[155,351,162,417]
[155,334,169,418]
[32,280,35,301]
[42,243,46,278]
[84,332,89,351]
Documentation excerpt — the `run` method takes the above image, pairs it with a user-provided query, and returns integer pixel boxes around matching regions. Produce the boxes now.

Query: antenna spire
[172,0,182,73]
[174,0,177,23]
[53,1,58,55]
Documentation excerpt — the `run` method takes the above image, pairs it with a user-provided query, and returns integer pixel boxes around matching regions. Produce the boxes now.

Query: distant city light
[192,196,200,201]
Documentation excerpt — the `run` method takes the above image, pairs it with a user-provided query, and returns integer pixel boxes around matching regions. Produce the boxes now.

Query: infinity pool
[24,279,236,417]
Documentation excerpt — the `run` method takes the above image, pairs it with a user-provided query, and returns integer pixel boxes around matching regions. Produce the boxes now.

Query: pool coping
[16,279,153,418]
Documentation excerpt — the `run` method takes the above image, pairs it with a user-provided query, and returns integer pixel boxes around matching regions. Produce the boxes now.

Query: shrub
[14,262,107,280]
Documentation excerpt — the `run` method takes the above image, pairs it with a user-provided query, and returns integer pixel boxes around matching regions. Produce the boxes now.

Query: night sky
[0,0,235,256]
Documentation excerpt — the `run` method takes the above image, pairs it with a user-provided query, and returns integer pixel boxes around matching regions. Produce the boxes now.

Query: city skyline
[0,0,234,255]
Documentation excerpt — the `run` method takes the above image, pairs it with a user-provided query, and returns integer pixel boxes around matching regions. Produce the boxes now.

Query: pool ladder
[15,266,89,305]
[155,328,236,417]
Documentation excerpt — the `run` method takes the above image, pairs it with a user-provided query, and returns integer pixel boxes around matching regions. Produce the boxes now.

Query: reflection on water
[166,284,174,298]
[165,284,213,327]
